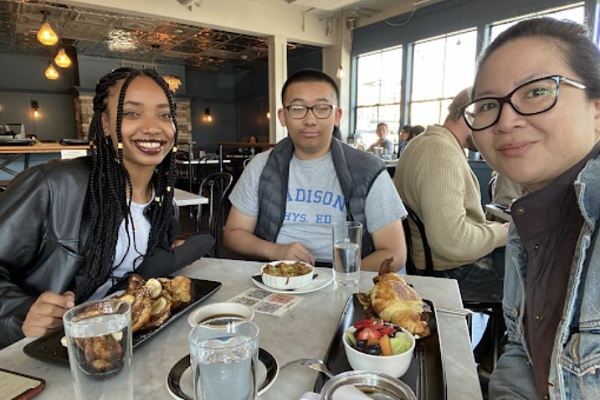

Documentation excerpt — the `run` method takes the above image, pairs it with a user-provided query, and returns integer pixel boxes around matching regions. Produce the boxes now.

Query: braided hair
[76,67,179,301]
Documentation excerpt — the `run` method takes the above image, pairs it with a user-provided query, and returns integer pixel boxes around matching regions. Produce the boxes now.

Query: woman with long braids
[0,67,213,348]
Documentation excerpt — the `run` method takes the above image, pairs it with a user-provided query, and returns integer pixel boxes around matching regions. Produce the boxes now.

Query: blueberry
[366,345,381,356]
[356,339,367,349]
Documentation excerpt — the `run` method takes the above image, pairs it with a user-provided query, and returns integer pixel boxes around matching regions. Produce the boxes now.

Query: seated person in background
[397,124,412,156]
[489,171,527,209]
[367,122,395,158]
[224,69,407,272]
[238,134,262,156]
[394,88,508,298]
[0,67,212,349]
[466,17,600,399]
[406,124,425,141]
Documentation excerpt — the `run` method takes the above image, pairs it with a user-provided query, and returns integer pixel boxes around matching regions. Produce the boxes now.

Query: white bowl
[187,302,255,328]
[261,260,314,290]
[343,327,415,378]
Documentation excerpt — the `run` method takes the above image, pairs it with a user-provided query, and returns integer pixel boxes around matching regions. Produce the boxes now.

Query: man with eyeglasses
[224,69,407,272]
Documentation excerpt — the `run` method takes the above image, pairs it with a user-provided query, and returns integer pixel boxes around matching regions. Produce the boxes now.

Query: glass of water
[189,318,260,400]
[63,299,133,400]
[332,221,363,288]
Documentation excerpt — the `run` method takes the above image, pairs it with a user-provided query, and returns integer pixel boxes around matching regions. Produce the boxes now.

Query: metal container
[320,371,417,400]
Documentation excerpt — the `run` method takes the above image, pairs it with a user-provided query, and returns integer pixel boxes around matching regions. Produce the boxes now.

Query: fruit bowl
[343,325,415,378]
[261,260,314,290]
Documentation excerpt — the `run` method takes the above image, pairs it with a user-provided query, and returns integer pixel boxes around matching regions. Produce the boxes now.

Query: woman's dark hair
[281,69,340,105]
[77,67,179,301]
[400,124,412,134]
[476,17,600,99]
[407,125,425,141]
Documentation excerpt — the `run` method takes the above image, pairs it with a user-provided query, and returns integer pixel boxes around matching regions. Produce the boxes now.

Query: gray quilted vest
[255,137,386,258]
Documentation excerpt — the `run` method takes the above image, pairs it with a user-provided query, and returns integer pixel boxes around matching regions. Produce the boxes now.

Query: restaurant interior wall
[0,53,77,141]
[352,0,586,56]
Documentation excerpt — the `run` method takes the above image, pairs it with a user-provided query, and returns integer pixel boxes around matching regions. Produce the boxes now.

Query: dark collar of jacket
[255,136,385,258]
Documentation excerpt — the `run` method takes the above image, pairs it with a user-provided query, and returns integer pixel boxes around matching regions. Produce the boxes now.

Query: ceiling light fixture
[54,48,72,68]
[45,60,59,80]
[162,75,181,93]
[37,11,59,46]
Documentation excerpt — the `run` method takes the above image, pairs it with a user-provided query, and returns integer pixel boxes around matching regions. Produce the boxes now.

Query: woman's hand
[22,291,75,337]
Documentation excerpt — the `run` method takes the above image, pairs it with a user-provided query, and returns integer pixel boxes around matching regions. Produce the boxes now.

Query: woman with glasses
[465,18,600,399]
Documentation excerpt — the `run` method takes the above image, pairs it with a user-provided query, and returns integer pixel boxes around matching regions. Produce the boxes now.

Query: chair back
[197,171,233,257]
[403,206,434,276]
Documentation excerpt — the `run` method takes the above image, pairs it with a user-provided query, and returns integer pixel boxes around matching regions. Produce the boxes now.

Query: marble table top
[0,258,482,400]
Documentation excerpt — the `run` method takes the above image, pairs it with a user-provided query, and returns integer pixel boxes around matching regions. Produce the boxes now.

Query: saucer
[251,267,333,294]
[166,348,279,399]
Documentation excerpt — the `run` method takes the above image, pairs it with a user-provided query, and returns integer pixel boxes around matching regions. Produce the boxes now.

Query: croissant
[369,259,431,337]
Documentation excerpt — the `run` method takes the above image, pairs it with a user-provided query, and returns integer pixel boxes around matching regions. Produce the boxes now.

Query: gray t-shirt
[229,150,406,261]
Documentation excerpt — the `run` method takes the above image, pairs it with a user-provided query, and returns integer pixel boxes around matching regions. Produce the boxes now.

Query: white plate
[251,267,333,294]
[166,348,279,400]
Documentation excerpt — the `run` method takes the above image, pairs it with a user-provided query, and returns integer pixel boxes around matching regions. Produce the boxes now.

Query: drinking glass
[189,318,260,400]
[332,221,362,288]
[63,299,133,400]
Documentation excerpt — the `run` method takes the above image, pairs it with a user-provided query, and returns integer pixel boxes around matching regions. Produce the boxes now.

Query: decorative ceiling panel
[1,0,324,72]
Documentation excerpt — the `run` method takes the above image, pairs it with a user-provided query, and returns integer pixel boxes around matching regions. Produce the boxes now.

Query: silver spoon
[280,358,334,378]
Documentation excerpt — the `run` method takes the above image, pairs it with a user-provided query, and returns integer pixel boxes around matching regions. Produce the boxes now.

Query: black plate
[0,139,35,146]
[23,278,222,364]
[167,348,278,400]
[314,295,446,400]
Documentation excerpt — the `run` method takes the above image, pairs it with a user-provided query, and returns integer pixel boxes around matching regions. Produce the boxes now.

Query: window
[410,29,477,126]
[491,4,585,41]
[355,46,403,149]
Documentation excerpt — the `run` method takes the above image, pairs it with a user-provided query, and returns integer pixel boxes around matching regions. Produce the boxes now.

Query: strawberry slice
[353,319,376,329]
[356,327,382,342]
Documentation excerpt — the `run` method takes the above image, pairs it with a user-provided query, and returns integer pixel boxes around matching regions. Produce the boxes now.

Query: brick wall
[73,95,192,144]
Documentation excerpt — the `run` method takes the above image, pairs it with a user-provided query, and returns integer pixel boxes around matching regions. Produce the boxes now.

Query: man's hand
[22,291,75,337]
[270,242,316,265]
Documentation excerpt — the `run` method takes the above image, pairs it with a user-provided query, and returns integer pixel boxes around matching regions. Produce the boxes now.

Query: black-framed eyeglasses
[285,104,336,119]
[462,75,587,131]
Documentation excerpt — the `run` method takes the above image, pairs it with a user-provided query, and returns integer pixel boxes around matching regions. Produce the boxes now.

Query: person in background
[0,67,213,349]
[465,17,600,399]
[406,124,425,141]
[394,87,508,297]
[397,124,413,156]
[239,134,262,156]
[367,122,395,158]
[224,69,406,272]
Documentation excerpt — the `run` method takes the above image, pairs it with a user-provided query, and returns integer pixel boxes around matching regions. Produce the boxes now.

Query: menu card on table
[228,288,304,317]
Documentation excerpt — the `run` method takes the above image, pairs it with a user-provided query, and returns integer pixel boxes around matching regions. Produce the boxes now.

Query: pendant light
[45,60,59,80]
[37,11,59,46]
[54,48,72,68]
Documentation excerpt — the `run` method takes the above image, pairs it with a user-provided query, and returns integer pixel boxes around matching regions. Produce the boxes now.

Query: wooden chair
[402,205,504,370]
[196,172,233,257]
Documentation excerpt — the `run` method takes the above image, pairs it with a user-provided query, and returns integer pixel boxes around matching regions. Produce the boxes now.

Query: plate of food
[251,261,333,294]
[23,275,222,364]
[166,348,279,399]
[314,258,446,399]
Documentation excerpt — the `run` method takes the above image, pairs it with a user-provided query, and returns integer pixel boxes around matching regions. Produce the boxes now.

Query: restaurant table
[173,188,208,207]
[0,142,90,177]
[176,158,231,192]
[0,259,482,400]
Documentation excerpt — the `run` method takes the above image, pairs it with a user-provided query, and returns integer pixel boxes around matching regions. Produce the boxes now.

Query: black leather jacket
[0,157,213,348]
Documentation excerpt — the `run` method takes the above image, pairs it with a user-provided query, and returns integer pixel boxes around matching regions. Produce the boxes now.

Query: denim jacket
[489,155,600,399]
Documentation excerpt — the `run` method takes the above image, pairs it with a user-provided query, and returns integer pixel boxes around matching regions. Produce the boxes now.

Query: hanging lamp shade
[45,61,59,80]
[37,12,58,46]
[54,48,72,68]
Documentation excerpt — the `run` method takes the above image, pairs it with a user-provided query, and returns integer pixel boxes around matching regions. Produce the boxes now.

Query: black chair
[197,171,233,257]
[402,205,504,370]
